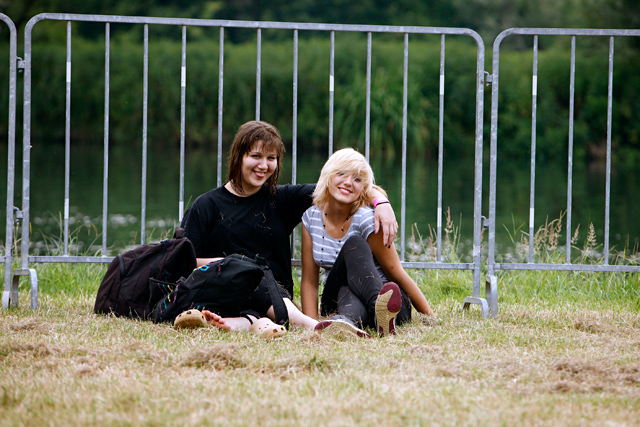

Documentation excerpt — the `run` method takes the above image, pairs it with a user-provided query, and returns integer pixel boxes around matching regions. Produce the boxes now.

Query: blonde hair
[313,148,384,212]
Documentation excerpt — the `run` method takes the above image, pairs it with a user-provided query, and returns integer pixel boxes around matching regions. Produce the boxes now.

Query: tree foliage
[2,0,636,44]
[0,0,638,164]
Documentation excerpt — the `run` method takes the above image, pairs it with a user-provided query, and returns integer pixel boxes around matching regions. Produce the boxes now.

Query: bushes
[494,43,640,164]
[0,34,639,162]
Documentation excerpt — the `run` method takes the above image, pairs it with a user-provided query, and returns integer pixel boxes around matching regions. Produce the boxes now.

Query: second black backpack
[151,254,289,327]
[94,228,197,319]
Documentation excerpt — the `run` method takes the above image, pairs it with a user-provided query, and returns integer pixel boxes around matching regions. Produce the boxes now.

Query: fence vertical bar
[400,33,409,260]
[604,36,614,265]
[328,31,335,156]
[217,27,224,188]
[255,28,261,121]
[141,24,149,244]
[365,32,372,162]
[17,16,40,309]
[437,34,445,262]
[291,29,299,256]
[102,23,110,255]
[64,21,72,256]
[473,34,488,315]
[487,37,500,285]
[292,29,299,185]
[21,22,33,271]
[464,28,490,318]
[528,35,538,263]
[179,25,186,222]
[2,14,17,307]
[566,36,576,264]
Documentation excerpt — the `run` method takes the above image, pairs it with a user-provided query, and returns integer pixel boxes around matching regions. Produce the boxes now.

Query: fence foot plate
[2,290,10,309]
[462,296,490,318]
[7,268,39,310]
[485,274,498,317]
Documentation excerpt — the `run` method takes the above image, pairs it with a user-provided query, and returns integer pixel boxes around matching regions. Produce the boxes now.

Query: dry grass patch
[551,356,640,393]
[181,343,245,369]
[1,286,639,426]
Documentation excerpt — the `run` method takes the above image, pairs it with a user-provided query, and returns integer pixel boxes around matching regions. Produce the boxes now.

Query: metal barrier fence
[0,14,25,309]
[485,28,640,317]
[3,13,489,315]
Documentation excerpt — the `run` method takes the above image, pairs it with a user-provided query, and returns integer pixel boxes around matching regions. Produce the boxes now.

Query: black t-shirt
[180,184,315,296]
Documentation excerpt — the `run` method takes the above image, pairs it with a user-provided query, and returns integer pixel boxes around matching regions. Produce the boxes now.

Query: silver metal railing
[3,17,639,317]
[5,13,488,314]
[485,28,640,317]
[0,14,23,308]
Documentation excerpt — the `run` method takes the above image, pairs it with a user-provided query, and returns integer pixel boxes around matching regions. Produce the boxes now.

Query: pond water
[1,140,638,262]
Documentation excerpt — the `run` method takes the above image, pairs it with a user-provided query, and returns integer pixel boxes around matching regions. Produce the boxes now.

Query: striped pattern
[302,206,387,281]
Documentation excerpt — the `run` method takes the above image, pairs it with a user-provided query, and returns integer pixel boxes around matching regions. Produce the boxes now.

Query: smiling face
[329,171,363,206]
[240,141,278,195]
[312,148,374,212]
[227,121,285,195]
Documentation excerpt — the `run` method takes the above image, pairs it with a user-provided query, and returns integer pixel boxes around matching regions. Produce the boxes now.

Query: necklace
[322,211,351,239]
[319,210,352,266]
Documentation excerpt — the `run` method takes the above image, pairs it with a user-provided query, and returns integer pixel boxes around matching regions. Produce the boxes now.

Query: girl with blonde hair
[301,148,436,337]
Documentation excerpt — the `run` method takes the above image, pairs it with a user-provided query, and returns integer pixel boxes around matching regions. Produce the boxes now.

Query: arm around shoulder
[369,186,398,247]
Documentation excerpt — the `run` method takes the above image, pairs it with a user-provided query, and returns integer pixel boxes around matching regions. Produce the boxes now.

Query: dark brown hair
[227,121,285,195]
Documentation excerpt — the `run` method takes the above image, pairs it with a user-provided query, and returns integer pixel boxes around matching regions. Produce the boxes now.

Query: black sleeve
[180,196,214,258]
[276,184,315,231]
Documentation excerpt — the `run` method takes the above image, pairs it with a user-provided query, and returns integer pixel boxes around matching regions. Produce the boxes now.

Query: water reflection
[0,141,638,260]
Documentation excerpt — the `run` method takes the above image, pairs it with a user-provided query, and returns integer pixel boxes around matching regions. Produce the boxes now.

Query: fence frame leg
[6,268,39,309]
[485,274,498,317]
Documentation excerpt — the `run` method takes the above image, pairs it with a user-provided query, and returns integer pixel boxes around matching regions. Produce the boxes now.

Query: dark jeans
[320,235,411,329]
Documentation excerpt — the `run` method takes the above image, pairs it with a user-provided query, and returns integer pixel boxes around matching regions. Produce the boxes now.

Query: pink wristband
[373,198,390,208]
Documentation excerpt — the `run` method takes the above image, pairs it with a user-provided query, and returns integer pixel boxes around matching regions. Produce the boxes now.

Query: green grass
[1,262,638,427]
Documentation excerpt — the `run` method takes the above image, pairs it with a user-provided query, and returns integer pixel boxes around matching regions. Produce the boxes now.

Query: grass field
[1,261,638,427]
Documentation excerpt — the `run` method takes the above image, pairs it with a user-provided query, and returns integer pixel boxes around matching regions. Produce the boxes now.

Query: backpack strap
[255,255,289,330]
[149,239,170,279]
[262,268,289,329]
[173,227,185,239]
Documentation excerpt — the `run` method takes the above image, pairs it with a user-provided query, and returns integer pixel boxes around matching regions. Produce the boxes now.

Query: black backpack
[151,254,289,327]
[94,228,197,319]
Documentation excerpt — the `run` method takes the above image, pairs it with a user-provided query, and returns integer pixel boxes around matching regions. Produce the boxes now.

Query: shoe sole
[375,282,402,337]
[174,309,207,329]
[315,320,371,338]
[250,317,287,339]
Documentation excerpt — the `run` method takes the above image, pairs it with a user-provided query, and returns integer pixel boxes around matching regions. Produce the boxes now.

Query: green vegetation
[1,211,638,425]
[4,0,639,44]
[0,261,638,426]
[1,0,639,163]
[1,33,639,165]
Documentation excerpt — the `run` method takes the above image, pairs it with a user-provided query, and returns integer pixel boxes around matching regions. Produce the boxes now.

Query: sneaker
[314,319,372,338]
[375,282,402,337]
[174,309,207,329]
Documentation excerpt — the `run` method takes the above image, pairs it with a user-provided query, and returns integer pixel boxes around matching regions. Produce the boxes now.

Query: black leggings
[240,275,291,320]
[320,235,411,329]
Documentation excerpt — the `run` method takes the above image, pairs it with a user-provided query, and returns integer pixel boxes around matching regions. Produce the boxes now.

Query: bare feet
[265,298,319,331]
[202,310,252,332]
